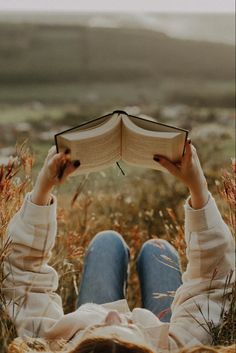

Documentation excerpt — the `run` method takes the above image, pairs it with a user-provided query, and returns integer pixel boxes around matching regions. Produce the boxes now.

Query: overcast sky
[0,0,235,13]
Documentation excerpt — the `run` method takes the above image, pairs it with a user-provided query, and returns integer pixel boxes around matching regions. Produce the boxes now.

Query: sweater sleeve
[181,192,234,282]
[3,192,64,337]
[168,192,235,350]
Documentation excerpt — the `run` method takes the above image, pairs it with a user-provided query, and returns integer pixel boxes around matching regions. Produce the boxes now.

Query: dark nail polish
[64,148,71,154]
[73,160,80,167]
[153,156,160,162]
[188,139,191,144]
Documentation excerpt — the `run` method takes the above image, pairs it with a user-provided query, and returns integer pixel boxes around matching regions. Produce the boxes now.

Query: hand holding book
[32,117,209,209]
[154,141,209,209]
[55,111,189,175]
[31,146,80,206]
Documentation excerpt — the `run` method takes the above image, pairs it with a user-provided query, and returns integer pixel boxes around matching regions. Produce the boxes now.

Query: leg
[137,239,182,322]
[77,230,130,307]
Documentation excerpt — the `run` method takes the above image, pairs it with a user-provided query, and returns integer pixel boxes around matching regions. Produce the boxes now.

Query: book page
[61,114,113,136]
[121,117,185,172]
[57,114,122,175]
[128,115,184,133]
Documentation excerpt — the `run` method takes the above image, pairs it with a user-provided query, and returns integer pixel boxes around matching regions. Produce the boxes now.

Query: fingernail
[188,139,191,144]
[64,148,71,154]
[73,160,80,168]
[153,156,160,162]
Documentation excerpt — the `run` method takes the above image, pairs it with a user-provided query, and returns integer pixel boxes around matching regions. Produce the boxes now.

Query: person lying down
[3,141,235,353]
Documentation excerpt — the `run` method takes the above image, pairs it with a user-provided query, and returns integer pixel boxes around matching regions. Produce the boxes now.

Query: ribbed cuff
[20,192,57,225]
[184,192,223,232]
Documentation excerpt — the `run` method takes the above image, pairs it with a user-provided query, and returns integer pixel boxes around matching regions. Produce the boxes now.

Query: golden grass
[178,344,236,353]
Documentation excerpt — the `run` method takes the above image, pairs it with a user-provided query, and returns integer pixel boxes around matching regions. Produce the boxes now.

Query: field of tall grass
[0,142,235,352]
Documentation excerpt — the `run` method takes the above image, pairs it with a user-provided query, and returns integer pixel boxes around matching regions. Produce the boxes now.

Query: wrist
[36,169,55,193]
[188,176,208,195]
[31,187,52,206]
[31,171,54,206]
[189,185,209,209]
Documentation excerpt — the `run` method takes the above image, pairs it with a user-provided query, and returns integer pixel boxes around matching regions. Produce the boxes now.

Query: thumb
[153,155,181,179]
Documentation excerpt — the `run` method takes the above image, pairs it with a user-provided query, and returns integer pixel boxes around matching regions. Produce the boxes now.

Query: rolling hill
[0,23,234,84]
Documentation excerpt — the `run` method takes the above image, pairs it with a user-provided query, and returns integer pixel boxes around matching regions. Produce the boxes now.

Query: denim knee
[137,239,179,268]
[89,230,130,258]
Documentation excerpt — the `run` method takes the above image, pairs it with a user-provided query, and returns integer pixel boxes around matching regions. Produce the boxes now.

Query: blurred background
[0,0,235,187]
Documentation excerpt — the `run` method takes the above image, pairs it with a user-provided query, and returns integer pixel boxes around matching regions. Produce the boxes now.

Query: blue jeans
[77,231,183,322]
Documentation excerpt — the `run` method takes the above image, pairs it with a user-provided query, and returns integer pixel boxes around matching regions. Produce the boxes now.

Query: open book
[55,110,188,175]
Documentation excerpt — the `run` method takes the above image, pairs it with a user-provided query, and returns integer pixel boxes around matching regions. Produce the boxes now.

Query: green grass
[0,105,66,124]
[0,81,158,105]
[0,77,234,126]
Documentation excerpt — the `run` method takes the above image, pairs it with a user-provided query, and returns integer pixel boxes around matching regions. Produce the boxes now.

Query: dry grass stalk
[178,344,236,353]
[0,143,33,353]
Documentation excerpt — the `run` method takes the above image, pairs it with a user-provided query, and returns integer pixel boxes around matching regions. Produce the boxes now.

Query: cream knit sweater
[3,192,235,352]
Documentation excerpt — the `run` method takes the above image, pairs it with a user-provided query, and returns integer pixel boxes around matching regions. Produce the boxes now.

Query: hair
[70,337,155,353]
